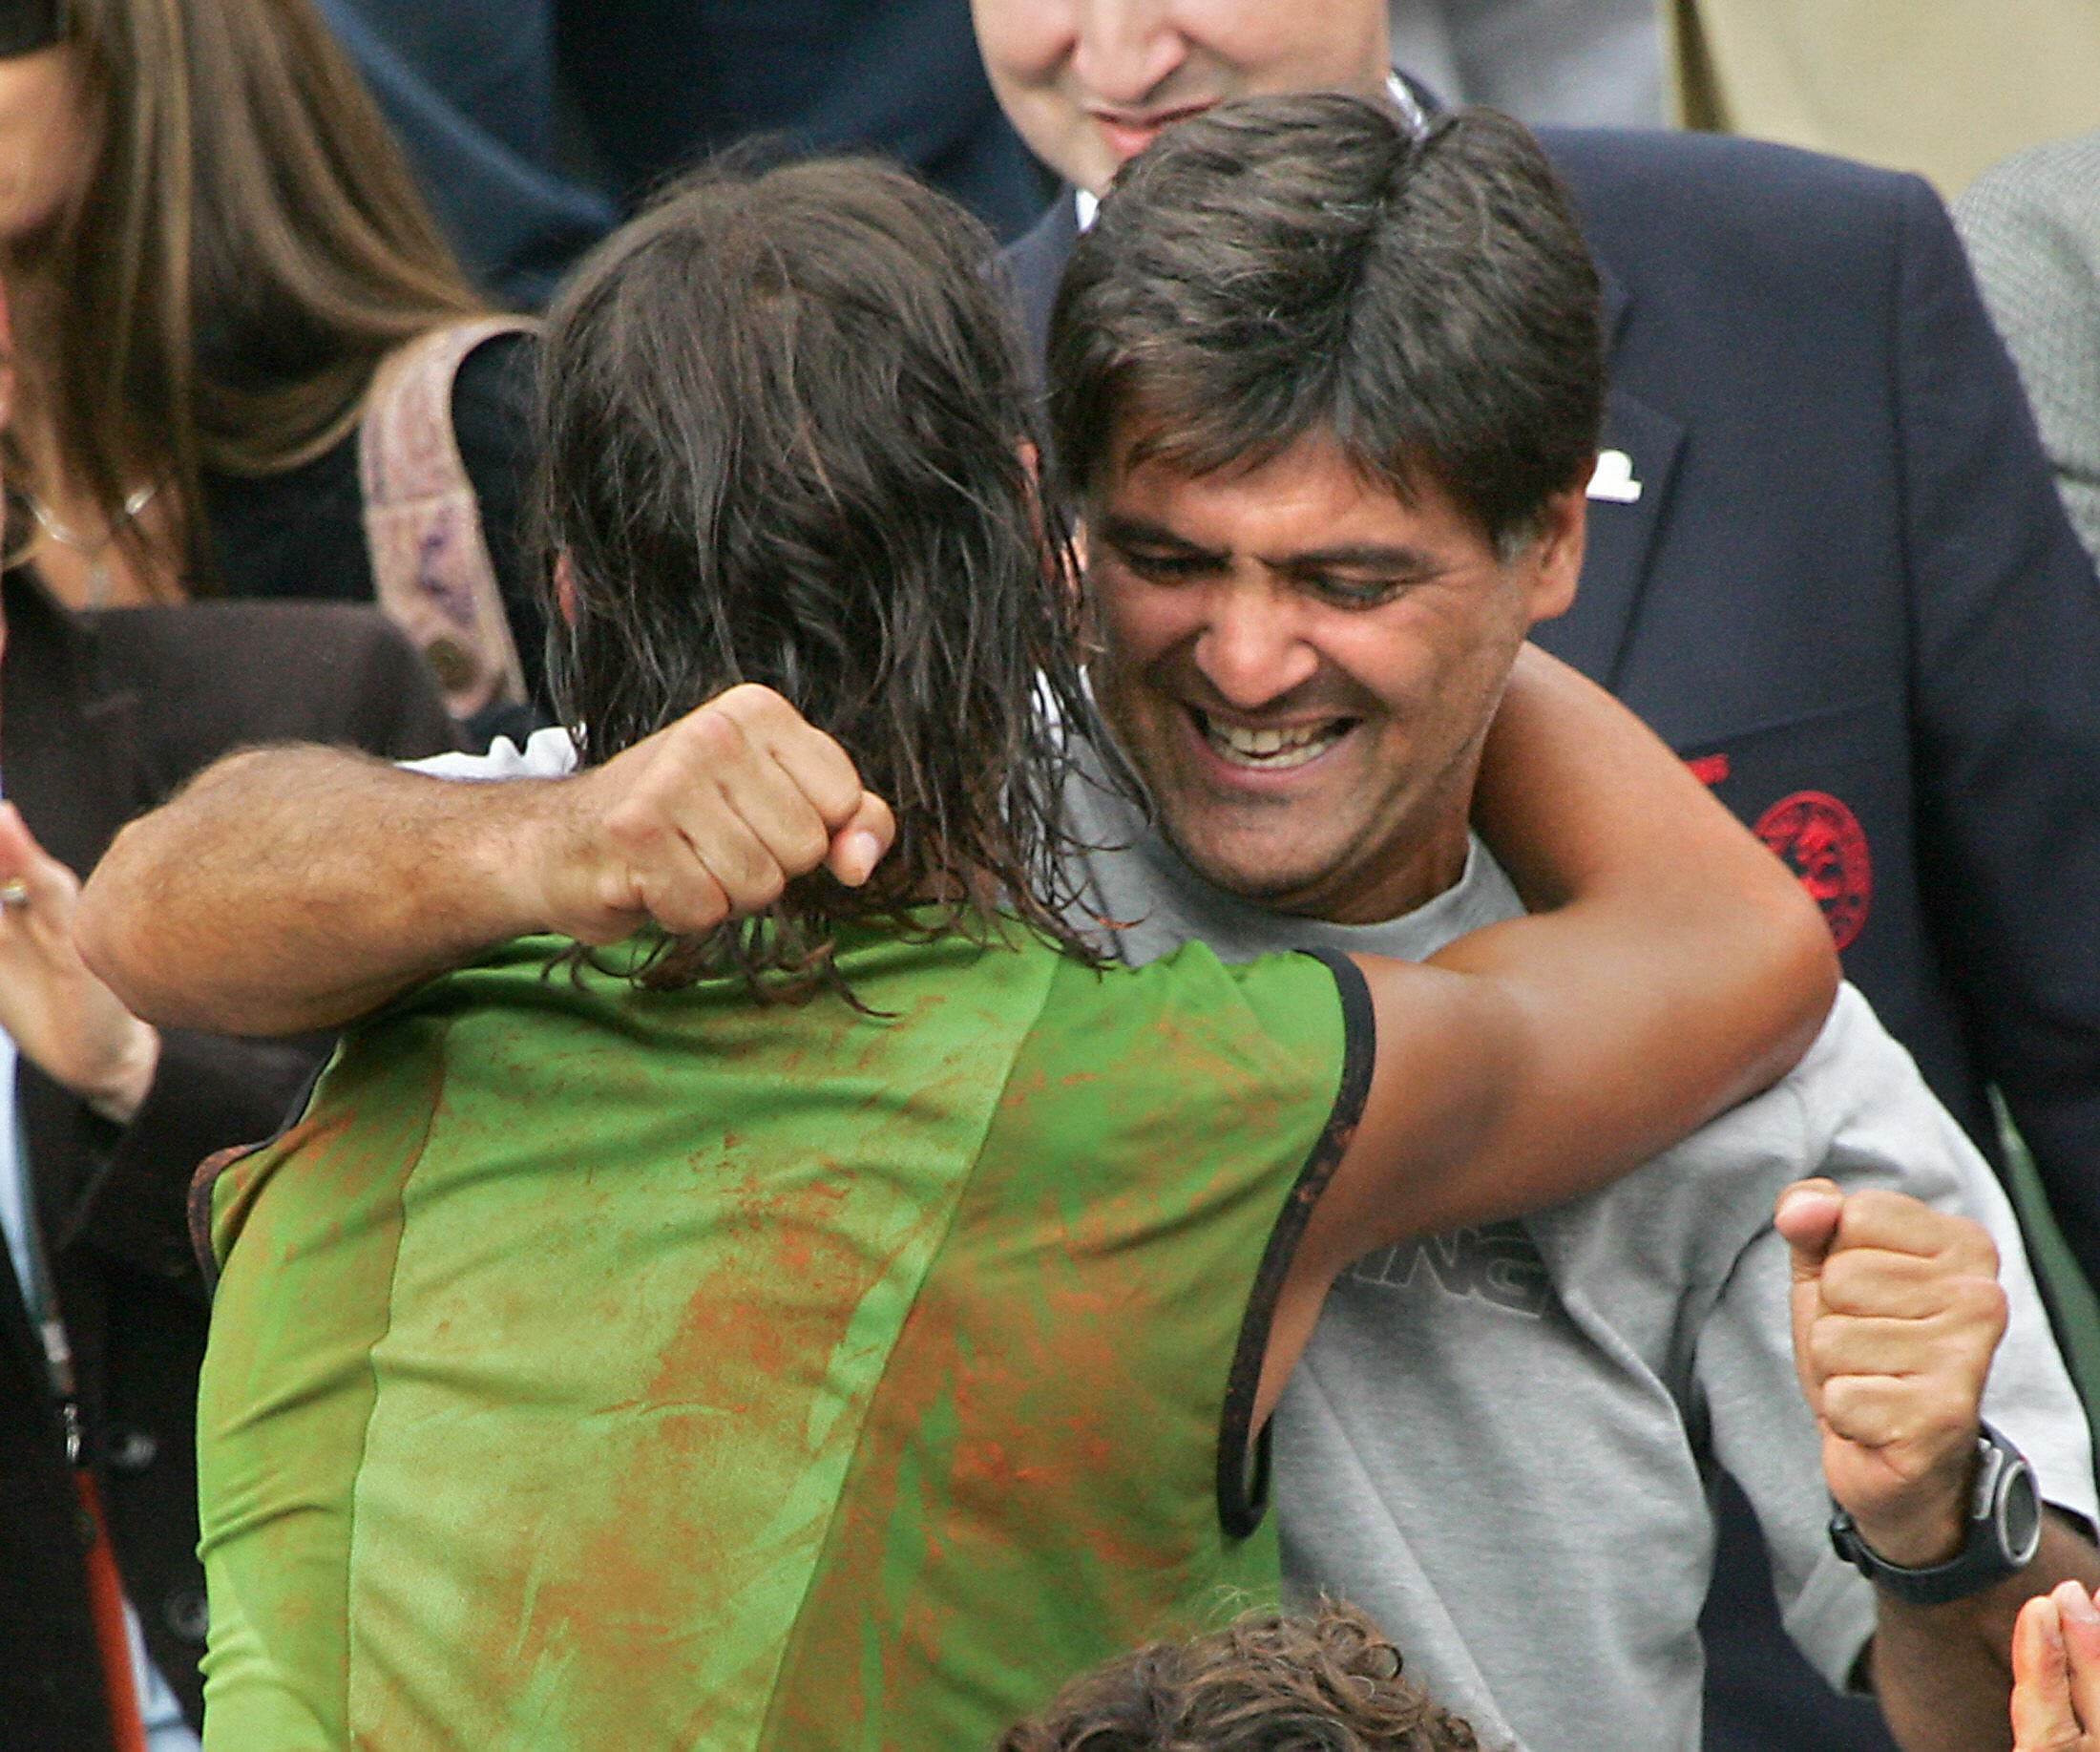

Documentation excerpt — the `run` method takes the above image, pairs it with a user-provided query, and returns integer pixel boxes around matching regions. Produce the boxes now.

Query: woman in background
[0,0,544,738]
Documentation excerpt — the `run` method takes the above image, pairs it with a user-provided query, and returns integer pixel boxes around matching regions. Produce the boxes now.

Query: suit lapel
[1530,255,1685,690]
[1000,188,1082,382]
[1535,389,1685,686]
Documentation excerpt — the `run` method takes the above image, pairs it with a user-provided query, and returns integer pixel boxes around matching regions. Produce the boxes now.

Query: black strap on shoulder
[1215,948,1376,1538]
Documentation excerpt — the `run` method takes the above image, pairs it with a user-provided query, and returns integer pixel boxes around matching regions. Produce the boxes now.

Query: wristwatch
[1828,1421,2043,1607]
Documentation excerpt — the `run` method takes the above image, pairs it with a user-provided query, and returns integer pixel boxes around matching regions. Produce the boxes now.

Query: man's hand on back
[1777,1179,2006,1566]
[517,685,896,944]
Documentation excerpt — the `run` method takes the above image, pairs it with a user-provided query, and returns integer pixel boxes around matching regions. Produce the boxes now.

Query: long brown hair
[17,0,485,584]
[540,158,1108,998]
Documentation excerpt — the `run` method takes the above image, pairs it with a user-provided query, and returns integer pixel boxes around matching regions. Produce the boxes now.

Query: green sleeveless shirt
[195,925,1368,1750]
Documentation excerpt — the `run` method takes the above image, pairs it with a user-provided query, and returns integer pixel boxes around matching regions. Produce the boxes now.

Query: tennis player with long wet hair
[186,156,1831,1750]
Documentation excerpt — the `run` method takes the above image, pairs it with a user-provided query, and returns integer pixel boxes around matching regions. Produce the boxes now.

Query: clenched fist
[1777,1178,2007,1569]
[521,683,897,944]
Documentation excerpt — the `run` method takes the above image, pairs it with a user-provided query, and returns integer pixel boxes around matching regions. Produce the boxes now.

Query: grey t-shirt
[1063,748,2097,1752]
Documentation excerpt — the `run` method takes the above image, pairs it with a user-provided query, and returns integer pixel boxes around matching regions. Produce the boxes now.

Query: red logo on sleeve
[1754,791,1872,950]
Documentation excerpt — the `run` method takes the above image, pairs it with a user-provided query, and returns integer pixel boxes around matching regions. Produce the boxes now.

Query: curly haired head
[998,1604,1489,1752]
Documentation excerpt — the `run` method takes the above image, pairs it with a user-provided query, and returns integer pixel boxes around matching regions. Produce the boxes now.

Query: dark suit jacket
[320,0,1054,306]
[1004,129,2100,1282]
[555,0,1053,242]
[0,573,456,1749]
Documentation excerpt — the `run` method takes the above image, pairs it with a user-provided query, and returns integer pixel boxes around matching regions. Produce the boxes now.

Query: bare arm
[78,686,894,1036]
[1257,646,1838,1420]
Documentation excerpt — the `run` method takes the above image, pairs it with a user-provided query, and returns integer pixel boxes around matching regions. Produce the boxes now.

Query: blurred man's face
[1086,429,1585,922]
[970,0,1390,196]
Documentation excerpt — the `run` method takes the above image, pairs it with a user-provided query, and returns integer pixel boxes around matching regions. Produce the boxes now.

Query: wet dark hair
[1048,95,1603,557]
[998,1602,1490,1751]
[536,156,1102,993]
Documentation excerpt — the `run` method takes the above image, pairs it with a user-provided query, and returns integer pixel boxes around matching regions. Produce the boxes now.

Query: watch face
[2001,1461,2044,1567]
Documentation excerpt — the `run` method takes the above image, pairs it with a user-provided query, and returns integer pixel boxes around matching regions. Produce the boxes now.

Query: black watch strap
[1828,1421,2043,1607]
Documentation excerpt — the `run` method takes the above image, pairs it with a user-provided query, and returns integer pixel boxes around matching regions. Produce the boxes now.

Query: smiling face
[1087,428,1584,922]
[970,0,1390,196]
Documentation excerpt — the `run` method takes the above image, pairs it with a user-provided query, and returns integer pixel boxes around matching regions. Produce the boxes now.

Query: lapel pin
[1588,448,1643,504]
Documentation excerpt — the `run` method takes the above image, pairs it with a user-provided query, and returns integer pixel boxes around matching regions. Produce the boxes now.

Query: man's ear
[0,277,14,562]
[1522,482,1588,626]
[0,271,14,499]
[0,274,14,416]
[1021,439,1094,606]
[554,551,579,626]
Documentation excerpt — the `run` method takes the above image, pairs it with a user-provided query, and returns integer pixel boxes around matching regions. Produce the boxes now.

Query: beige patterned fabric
[359,317,537,723]
[1666,0,2100,200]
[1958,129,2100,566]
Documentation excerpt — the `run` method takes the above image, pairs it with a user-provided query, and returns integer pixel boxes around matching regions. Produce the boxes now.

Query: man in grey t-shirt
[79,99,2100,1752]
[1038,98,2099,1752]
[1062,733,2092,1749]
